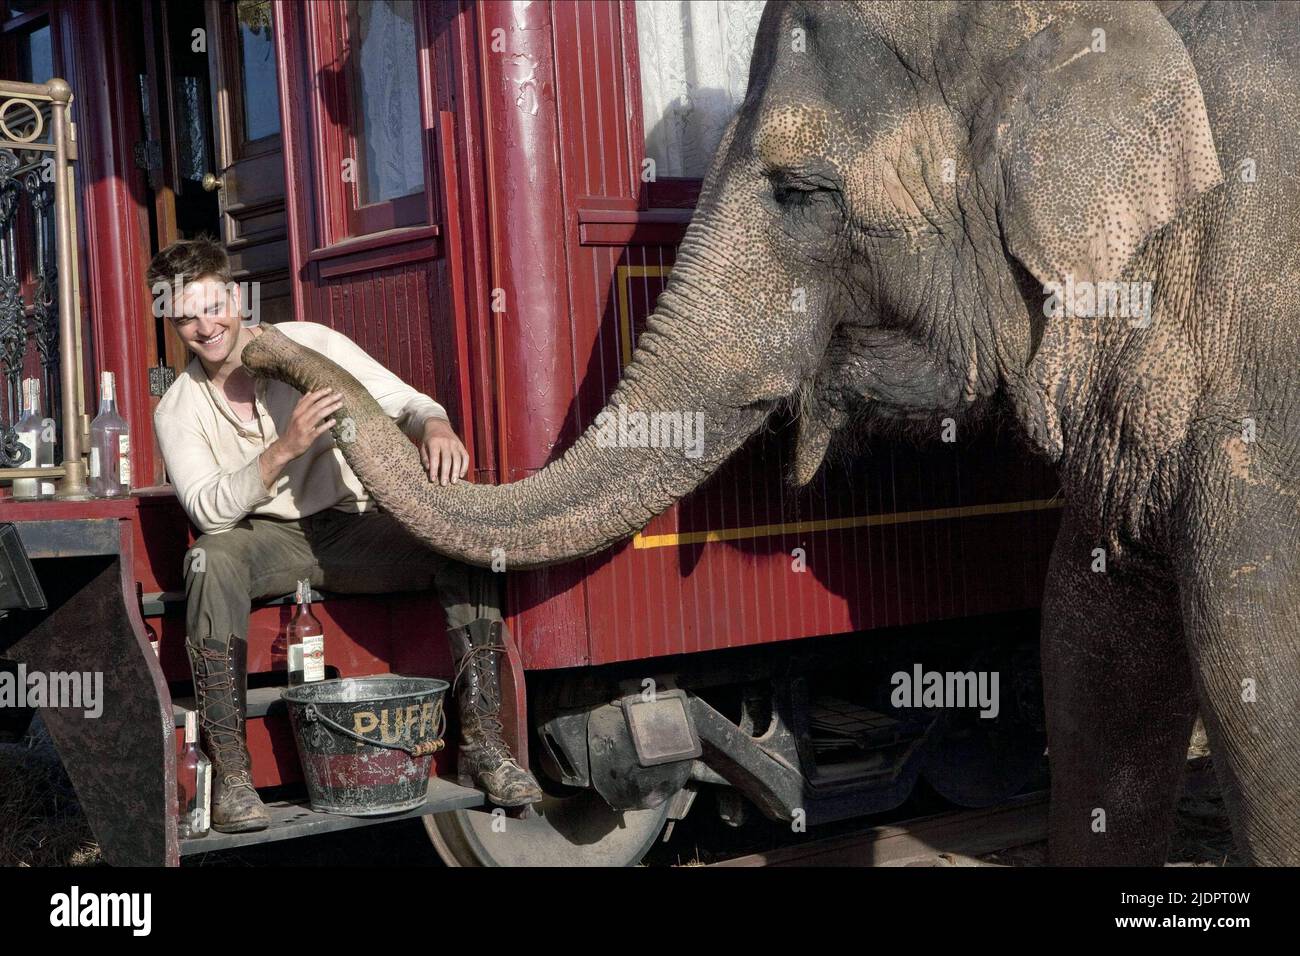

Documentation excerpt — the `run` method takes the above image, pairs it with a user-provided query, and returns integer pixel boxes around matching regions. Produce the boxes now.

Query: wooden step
[179,776,484,856]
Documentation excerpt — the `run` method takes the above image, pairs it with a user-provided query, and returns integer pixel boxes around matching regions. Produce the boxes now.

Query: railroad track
[707,791,1049,867]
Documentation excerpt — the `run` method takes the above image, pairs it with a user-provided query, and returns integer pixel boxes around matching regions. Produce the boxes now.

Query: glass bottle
[177,711,211,840]
[287,579,325,686]
[89,370,131,497]
[12,378,53,500]
[271,618,288,675]
[137,583,160,657]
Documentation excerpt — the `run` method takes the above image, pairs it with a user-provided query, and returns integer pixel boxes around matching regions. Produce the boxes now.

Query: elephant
[243,1,1299,865]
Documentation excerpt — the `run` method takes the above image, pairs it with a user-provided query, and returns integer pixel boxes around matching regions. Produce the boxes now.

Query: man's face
[172,276,242,364]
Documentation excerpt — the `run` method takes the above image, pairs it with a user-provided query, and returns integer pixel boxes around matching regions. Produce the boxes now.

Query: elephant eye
[774,182,825,206]
[769,170,840,212]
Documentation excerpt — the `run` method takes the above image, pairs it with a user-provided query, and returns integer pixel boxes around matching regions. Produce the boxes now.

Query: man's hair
[146,235,232,294]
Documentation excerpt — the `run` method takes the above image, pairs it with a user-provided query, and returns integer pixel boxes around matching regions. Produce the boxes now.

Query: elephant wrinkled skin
[244,1,1299,865]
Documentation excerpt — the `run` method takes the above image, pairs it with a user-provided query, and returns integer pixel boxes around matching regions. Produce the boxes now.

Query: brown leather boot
[448,619,542,806]
[186,634,270,832]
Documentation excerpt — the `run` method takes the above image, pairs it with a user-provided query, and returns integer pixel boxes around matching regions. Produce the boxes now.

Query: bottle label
[118,434,131,486]
[89,446,100,478]
[302,634,325,682]
[13,434,36,497]
[194,759,211,833]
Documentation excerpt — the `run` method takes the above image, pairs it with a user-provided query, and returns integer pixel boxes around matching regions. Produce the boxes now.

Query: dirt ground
[0,716,100,867]
[0,716,1239,867]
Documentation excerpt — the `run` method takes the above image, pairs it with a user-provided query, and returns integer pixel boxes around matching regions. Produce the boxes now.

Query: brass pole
[48,78,88,499]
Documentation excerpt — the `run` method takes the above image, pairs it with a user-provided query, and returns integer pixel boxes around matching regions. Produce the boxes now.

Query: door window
[636,0,765,181]
[307,0,429,240]
[348,0,422,205]
[236,0,280,142]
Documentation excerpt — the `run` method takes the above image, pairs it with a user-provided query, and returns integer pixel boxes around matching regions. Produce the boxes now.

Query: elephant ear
[993,6,1222,288]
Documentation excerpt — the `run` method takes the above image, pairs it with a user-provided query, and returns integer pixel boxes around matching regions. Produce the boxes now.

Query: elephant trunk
[241,299,773,569]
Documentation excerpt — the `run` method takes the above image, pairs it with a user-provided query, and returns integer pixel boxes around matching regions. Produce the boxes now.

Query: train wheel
[424,791,672,867]
[921,712,1045,807]
[921,642,1046,808]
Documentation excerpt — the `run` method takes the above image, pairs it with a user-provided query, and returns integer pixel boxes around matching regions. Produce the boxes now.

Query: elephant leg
[1041,509,1198,865]
[1176,464,1300,865]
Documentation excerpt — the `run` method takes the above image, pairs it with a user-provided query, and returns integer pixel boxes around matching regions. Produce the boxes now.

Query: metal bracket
[621,688,702,766]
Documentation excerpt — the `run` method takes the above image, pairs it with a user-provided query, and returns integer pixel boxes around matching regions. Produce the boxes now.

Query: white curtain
[636,0,767,179]
[353,0,423,202]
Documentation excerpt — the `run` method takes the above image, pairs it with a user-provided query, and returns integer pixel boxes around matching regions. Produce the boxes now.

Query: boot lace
[193,647,255,787]
[452,643,513,766]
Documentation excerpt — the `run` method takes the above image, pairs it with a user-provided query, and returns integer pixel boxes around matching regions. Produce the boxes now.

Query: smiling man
[149,237,541,832]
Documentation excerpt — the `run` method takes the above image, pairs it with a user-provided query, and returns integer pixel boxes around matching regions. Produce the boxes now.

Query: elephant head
[243,0,1221,569]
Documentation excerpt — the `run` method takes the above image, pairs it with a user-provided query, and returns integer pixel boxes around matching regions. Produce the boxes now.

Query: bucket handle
[303,703,446,758]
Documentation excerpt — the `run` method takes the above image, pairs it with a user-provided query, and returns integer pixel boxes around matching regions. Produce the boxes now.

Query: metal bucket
[282,676,449,816]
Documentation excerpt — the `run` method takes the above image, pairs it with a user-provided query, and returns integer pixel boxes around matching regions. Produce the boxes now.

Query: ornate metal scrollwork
[0,262,27,466]
[0,125,63,469]
[0,146,24,466]
[0,79,81,491]
[26,166,60,428]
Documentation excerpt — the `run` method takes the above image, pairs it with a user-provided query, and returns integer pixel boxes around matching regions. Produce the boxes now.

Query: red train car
[0,0,1059,866]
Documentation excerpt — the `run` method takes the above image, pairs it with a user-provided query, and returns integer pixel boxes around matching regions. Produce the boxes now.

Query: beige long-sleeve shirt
[153,321,448,535]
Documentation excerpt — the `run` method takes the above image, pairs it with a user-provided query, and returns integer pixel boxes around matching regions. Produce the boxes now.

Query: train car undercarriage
[3,516,1044,867]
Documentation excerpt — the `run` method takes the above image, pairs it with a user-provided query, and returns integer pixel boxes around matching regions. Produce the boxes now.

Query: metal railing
[0,77,88,498]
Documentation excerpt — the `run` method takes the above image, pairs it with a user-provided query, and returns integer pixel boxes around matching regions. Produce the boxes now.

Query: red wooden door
[274,0,485,464]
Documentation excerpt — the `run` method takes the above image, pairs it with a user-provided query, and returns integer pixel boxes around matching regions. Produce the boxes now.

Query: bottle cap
[100,370,115,401]
[184,709,197,743]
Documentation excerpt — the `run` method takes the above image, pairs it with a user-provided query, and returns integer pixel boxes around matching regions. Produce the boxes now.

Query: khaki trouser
[183,508,499,650]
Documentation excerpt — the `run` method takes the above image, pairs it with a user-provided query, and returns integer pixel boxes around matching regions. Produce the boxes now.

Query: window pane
[349,0,423,204]
[237,0,281,141]
[176,75,213,183]
[636,0,765,179]
[16,23,52,84]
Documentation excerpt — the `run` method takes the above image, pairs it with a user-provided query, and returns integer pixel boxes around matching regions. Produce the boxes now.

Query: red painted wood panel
[503,0,1061,668]
[38,0,1062,692]
[293,251,471,443]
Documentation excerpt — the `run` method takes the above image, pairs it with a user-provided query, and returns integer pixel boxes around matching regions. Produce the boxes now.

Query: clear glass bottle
[177,711,211,840]
[287,579,325,686]
[12,378,53,500]
[89,370,131,497]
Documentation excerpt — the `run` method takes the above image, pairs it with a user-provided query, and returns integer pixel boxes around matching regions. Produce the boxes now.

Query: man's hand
[259,389,344,490]
[420,418,469,485]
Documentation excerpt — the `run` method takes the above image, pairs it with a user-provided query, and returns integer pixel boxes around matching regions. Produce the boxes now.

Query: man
[149,237,541,833]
